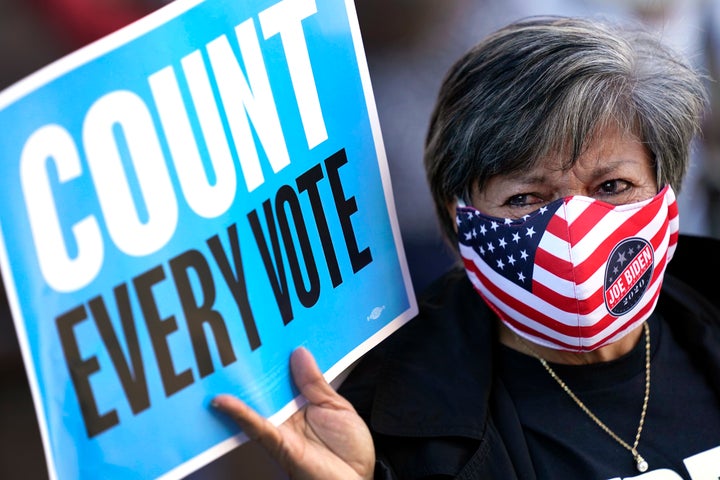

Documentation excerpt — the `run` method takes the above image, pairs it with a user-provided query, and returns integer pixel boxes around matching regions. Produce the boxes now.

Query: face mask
[456,185,678,351]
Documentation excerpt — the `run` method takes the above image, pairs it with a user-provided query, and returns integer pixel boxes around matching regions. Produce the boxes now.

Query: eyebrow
[502,159,632,185]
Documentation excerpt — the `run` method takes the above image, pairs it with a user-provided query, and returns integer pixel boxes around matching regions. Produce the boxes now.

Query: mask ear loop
[456,197,468,208]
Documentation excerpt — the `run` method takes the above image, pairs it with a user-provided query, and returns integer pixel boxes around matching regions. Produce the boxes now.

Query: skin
[213,123,659,475]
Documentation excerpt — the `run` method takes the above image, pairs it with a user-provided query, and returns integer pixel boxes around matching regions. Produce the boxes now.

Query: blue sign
[0,0,417,478]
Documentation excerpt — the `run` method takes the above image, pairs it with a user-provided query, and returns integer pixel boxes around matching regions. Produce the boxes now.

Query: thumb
[290,347,338,404]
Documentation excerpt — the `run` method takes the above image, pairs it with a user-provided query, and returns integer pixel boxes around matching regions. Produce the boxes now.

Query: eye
[506,193,545,208]
[596,179,632,199]
[502,193,550,218]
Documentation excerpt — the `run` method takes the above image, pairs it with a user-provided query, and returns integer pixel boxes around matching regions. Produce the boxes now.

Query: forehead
[492,124,653,186]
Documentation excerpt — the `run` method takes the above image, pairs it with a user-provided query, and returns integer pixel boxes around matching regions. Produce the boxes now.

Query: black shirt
[498,313,720,479]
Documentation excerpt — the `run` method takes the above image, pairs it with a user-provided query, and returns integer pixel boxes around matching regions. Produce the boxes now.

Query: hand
[212,347,375,480]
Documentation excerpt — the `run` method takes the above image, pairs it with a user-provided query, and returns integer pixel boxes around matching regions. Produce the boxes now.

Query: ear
[446,199,460,234]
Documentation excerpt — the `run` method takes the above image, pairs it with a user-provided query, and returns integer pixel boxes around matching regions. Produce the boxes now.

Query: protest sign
[0,0,417,478]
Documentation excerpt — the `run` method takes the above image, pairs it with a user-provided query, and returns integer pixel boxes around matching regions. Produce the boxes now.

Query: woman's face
[469,124,657,219]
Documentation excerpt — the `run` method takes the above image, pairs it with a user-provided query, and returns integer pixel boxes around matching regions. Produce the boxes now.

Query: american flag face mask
[456,185,678,351]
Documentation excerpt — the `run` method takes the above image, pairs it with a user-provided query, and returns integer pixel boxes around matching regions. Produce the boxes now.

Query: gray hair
[424,15,708,243]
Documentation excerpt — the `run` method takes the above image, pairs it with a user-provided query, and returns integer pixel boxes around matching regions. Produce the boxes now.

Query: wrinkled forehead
[477,126,653,192]
[474,117,649,192]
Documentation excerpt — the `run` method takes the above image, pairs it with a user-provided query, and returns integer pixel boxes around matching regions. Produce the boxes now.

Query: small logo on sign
[367,306,385,321]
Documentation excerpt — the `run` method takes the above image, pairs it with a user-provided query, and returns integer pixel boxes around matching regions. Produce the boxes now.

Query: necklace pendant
[636,455,649,473]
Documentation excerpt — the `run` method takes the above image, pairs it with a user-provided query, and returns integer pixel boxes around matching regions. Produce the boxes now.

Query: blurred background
[1,0,719,478]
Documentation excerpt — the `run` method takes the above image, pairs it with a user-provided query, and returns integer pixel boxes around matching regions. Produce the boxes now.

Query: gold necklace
[516,322,651,473]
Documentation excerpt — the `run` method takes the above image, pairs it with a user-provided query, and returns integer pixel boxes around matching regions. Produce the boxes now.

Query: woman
[213,16,720,479]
